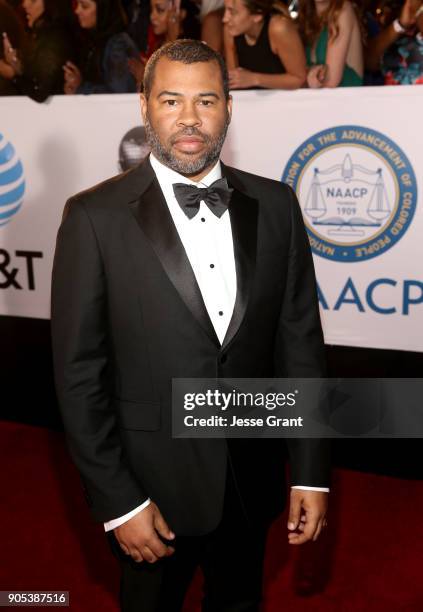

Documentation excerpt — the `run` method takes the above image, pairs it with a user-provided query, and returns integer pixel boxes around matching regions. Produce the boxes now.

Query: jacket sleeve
[274,184,331,488]
[51,196,149,522]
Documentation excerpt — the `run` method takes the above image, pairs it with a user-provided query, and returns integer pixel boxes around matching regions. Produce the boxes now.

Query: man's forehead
[152,57,222,86]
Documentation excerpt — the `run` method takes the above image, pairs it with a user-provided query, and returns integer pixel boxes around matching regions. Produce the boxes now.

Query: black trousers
[106,462,271,612]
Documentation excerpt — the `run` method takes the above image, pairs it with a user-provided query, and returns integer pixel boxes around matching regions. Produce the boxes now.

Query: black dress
[12,17,75,103]
[234,15,285,86]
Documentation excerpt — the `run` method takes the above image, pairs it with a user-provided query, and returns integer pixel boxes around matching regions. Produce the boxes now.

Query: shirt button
[218,311,223,316]
[201,217,206,222]
[210,264,215,268]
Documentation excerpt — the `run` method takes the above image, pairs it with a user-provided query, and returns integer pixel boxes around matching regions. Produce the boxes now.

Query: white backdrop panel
[0,87,421,351]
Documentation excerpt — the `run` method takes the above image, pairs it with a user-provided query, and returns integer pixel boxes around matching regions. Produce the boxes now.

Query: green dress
[306,27,362,87]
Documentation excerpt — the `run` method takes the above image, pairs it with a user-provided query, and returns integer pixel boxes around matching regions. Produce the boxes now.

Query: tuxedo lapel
[128,159,220,347]
[127,159,258,352]
[221,164,258,351]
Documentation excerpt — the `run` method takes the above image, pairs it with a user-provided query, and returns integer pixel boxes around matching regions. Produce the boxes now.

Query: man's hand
[114,501,176,563]
[287,489,328,545]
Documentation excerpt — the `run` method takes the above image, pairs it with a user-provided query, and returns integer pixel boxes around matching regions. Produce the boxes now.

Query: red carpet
[1,420,422,611]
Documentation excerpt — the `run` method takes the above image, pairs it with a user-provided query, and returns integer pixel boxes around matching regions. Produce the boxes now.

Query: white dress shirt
[104,154,328,532]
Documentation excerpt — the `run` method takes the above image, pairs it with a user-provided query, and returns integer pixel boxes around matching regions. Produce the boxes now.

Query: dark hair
[298,0,364,45]
[34,0,75,28]
[241,0,289,17]
[92,0,127,41]
[179,0,200,39]
[143,39,229,100]
[298,0,346,44]
[76,0,127,83]
[0,0,25,56]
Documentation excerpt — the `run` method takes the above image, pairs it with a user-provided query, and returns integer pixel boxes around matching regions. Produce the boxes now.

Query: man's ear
[227,94,233,123]
[140,93,147,122]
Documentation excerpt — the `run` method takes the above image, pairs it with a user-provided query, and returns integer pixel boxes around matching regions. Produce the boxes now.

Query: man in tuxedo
[51,40,330,612]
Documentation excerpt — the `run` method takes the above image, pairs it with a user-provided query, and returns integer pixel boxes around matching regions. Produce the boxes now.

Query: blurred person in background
[2,0,75,102]
[0,0,25,95]
[365,0,423,84]
[149,0,200,47]
[298,0,363,87]
[201,0,225,51]
[63,0,139,95]
[124,0,151,53]
[362,0,385,84]
[223,0,307,89]
[127,0,200,90]
[4,0,25,19]
[118,125,150,171]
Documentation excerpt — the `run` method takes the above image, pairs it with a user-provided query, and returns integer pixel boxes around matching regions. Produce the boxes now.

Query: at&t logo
[0,132,25,227]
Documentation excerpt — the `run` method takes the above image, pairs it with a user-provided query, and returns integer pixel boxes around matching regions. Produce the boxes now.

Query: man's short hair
[143,39,230,100]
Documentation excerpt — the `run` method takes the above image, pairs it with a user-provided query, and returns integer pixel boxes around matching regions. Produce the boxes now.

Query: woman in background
[149,0,200,45]
[201,0,225,51]
[365,0,423,85]
[298,0,363,87]
[223,0,307,89]
[127,0,200,90]
[0,0,25,95]
[2,0,75,102]
[64,0,139,95]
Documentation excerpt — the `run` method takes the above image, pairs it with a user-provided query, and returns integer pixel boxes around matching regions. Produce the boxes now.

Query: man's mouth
[172,136,205,153]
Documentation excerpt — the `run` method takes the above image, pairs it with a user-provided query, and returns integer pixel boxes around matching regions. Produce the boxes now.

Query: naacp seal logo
[0,132,25,227]
[282,125,417,262]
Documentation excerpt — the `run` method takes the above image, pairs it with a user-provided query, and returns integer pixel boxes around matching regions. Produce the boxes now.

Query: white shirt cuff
[103,498,152,531]
[291,485,330,492]
[103,487,328,531]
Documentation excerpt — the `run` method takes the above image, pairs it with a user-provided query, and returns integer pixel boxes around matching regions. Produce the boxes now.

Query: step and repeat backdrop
[0,87,421,351]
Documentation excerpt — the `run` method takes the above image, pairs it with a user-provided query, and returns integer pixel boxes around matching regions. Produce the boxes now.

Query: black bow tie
[172,178,233,219]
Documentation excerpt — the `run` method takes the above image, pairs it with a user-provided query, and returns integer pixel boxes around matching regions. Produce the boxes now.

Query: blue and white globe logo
[0,132,25,227]
[282,125,417,262]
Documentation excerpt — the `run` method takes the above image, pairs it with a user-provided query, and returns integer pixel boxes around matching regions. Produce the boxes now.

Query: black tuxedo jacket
[51,158,331,536]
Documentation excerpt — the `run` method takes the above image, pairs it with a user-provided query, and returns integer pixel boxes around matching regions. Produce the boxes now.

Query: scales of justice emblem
[304,153,391,240]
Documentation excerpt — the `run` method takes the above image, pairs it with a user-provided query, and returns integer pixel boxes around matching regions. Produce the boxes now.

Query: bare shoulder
[269,14,296,37]
[338,1,358,24]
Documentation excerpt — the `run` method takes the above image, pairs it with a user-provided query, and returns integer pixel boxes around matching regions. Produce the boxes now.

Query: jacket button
[220,354,227,364]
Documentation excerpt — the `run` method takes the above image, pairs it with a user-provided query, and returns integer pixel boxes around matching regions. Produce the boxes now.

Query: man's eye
[200,100,213,106]
[165,99,177,106]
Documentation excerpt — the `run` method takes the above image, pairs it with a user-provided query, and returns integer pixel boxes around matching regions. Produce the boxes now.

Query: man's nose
[176,102,201,127]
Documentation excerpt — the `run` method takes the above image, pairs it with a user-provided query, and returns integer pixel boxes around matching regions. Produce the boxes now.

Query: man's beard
[144,112,230,176]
